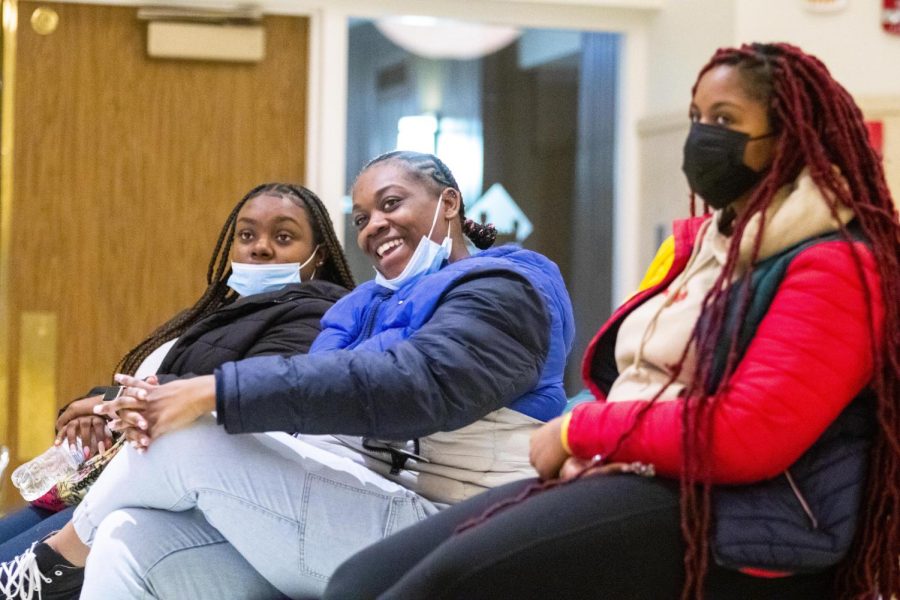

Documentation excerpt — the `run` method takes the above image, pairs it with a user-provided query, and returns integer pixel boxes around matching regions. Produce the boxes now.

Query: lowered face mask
[227,245,319,296]
[682,122,773,209]
[374,196,452,291]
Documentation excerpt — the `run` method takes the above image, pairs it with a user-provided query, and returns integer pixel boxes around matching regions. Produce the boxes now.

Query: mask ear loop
[434,192,455,256]
[299,245,320,281]
[426,193,445,240]
[431,191,456,248]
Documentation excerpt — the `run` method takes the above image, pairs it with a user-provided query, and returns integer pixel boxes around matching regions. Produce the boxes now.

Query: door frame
[295,0,653,304]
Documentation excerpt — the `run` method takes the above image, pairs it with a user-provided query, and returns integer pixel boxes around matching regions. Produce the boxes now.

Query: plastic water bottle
[11,439,85,501]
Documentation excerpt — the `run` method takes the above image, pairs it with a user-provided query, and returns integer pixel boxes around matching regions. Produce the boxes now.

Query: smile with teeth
[376,239,404,258]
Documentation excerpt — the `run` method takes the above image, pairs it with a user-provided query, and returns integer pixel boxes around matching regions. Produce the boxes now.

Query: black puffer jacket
[85,280,348,395]
[155,280,348,381]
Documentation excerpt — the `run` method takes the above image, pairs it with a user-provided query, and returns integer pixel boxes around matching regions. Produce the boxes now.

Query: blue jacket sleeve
[214,271,551,439]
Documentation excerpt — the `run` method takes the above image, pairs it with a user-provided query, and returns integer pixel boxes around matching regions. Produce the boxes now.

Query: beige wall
[642,1,900,116]
[736,0,900,101]
[645,0,736,115]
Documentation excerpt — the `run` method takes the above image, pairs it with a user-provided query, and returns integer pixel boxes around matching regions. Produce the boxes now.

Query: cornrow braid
[667,43,900,599]
[362,151,498,250]
[115,183,354,377]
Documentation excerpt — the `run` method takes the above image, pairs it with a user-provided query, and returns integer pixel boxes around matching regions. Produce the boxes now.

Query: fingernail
[131,441,139,449]
[137,447,146,455]
[140,436,150,446]
[98,442,105,454]
[93,405,103,414]
[54,439,61,446]
[114,374,125,383]
[138,420,147,430]
[84,447,90,459]
[137,389,147,400]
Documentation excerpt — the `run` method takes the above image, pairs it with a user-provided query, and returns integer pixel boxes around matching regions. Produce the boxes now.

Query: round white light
[375,16,521,60]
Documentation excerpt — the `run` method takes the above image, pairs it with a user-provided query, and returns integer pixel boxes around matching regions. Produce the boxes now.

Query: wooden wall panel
[4,2,308,489]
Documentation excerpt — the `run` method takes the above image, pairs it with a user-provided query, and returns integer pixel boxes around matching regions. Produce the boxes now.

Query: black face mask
[681,122,771,209]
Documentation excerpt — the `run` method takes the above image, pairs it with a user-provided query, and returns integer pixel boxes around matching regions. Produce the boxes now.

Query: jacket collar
[709,168,855,268]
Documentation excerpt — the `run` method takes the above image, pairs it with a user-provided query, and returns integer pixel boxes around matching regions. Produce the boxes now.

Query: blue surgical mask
[227,246,319,296]
[374,196,452,291]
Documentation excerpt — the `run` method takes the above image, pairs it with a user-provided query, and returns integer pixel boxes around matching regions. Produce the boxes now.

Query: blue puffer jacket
[215,245,574,441]
[311,245,575,422]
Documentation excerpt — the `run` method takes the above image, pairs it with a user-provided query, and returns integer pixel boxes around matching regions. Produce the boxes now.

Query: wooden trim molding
[858,96,900,119]
[16,312,57,459]
[0,0,18,449]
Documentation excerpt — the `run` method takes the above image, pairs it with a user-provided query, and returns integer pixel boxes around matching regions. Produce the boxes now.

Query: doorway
[344,20,619,393]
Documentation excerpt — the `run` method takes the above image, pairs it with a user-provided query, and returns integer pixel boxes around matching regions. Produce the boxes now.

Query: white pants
[73,416,439,599]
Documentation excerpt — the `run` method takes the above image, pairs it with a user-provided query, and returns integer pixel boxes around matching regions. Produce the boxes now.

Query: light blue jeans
[72,417,439,599]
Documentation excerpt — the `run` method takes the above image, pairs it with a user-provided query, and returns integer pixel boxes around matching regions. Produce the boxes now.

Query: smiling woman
[351,151,496,282]
[0,153,575,599]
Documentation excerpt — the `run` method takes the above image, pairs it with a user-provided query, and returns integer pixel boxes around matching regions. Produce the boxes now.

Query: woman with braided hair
[324,43,899,599]
[0,182,353,585]
[0,151,574,599]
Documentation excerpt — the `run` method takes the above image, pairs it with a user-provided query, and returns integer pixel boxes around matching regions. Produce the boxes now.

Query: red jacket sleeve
[565,241,884,484]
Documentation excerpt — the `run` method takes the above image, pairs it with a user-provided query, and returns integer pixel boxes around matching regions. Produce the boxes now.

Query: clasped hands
[92,374,217,452]
[529,415,633,482]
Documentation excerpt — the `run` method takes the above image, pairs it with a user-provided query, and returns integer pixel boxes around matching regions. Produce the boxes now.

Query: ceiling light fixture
[375,16,521,60]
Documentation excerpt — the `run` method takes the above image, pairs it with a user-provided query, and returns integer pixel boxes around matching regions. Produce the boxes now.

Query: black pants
[324,475,834,600]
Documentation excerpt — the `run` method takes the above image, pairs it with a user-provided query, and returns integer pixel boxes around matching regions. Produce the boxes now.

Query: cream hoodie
[607,170,854,404]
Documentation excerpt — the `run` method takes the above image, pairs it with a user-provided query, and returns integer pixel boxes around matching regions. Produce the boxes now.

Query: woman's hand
[558,456,630,481]
[55,414,112,460]
[529,416,570,480]
[56,394,103,429]
[102,374,217,451]
[94,375,159,432]
[55,395,112,459]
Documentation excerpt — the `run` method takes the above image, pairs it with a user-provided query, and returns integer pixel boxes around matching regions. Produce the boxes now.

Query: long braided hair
[115,183,355,376]
[360,151,498,250]
[664,43,900,598]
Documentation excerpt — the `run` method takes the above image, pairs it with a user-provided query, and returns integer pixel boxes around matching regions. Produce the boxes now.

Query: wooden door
[1,1,309,507]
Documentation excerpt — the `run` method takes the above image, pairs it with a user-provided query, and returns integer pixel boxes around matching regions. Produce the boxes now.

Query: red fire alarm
[885,0,900,35]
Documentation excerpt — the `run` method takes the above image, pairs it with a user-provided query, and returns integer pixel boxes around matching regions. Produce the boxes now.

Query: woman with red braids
[325,42,899,599]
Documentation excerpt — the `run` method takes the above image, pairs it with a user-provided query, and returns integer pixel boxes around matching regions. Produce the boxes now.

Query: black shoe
[0,541,83,599]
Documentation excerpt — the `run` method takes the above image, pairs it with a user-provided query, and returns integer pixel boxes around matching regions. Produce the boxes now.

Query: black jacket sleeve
[215,271,551,439]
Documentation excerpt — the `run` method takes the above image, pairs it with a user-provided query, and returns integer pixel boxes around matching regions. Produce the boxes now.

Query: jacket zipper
[356,295,387,346]
[784,469,818,530]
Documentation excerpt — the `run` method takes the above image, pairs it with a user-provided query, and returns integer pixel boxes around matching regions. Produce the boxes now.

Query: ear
[316,246,329,268]
[440,188,462,220]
